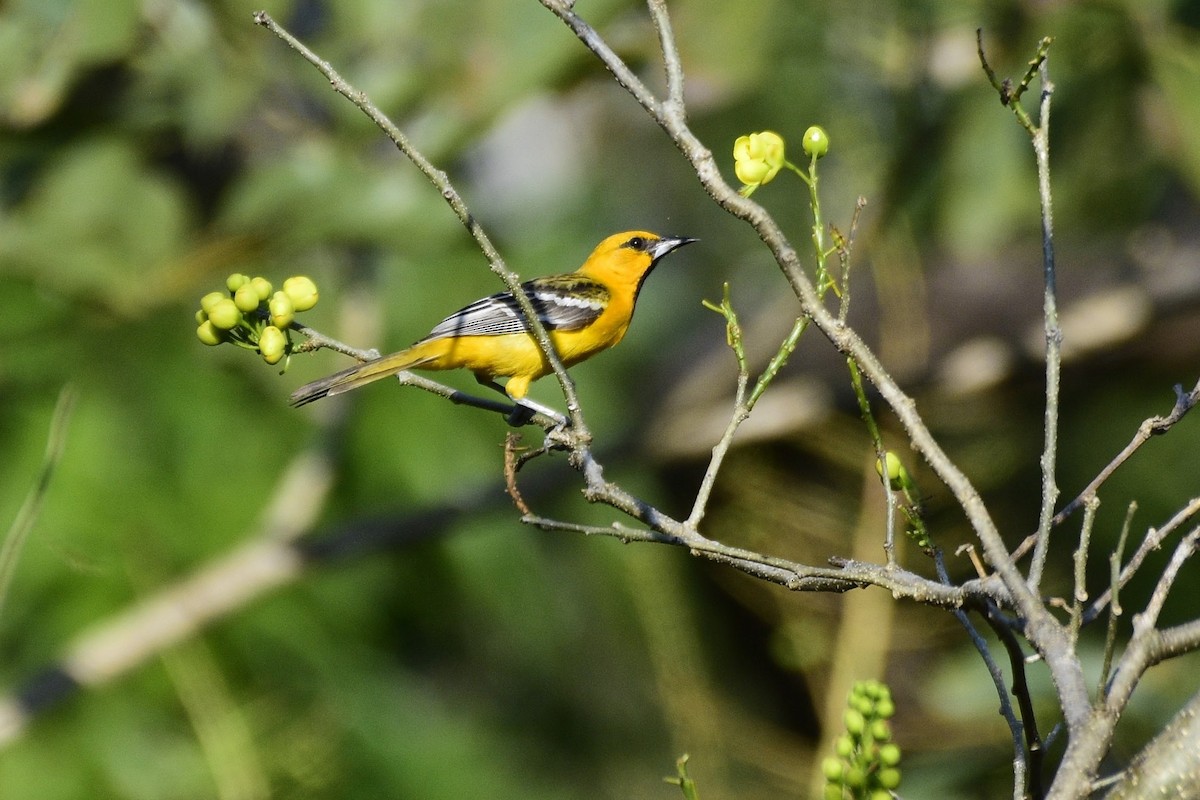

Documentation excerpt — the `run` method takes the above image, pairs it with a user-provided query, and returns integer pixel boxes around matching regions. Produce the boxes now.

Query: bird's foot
[506,398,569,429]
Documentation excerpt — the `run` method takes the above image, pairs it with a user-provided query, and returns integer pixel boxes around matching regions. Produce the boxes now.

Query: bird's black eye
[625,235,648,251]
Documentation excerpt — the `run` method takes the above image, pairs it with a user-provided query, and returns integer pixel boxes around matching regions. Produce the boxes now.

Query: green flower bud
[251,276,273,301]
[207,298,242,330]
[870,720,891,742]
[200,291,227,315]
[870,790,893,800]
[283,276,319,311]
[875,451,906,491]
[877,768,901,790]
[835,734,855,758]
[876,698,895,719]
[195,309,208,325]
[853,695,874,716]
[821,757,844,782]
[843,766,866,789]
[269,291,295,329]
[259,325,286,364]
[234,283,262,313]
[802,125,830,158]
[196,320,224,346]
[843,709,866,737]
[226,273,250,292]
[823,786,844,800]
[878,743,901,767]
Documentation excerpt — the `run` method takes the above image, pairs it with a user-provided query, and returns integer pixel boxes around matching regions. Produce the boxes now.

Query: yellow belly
[410,313,631,398]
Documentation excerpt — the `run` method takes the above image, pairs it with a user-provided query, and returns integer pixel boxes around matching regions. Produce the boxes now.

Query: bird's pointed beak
[649,235,698,262]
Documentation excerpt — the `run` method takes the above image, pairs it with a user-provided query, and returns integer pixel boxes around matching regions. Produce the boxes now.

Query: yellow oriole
[289,230,695,408]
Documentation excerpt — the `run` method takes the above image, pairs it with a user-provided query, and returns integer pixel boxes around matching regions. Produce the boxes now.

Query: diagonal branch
[1055,378,1200,526]
[1085,497,1200,624]
[252,11,590,436]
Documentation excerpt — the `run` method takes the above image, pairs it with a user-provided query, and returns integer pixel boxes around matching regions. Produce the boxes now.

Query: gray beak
[649,235,698,263]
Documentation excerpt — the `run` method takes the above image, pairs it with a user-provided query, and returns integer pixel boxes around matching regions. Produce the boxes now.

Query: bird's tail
[289,346,437,407]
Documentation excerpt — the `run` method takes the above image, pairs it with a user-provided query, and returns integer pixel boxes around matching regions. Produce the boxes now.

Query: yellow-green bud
[843,766,866,789]
[875,451,907,492]
[196,321,224,346]
[207,298,242,330]
[234,283,261,313]
[823,786,843,800]
[802,125,829,158]
[200,291,227,315]
[870,720,891,742]
[877,768,901,790]
[870,790,894,800]
[250,276,273,301]
[283,276,319,312]
[195,309,208,325]
[835,734,855,758]
[269,291,295,329]
[821,757,844,782]
[878,743,901,767]
[876,698,895,719]
[226,273,250,292]
[843,709,866,737]
[259,325,286,364]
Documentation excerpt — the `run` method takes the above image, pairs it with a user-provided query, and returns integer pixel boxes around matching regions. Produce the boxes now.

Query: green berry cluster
[195,274,319,367]
[822,680,901,800]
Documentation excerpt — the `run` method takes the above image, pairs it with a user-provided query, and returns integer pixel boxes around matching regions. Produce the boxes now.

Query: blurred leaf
[0,139,189,312]
[1145,31,1200,194]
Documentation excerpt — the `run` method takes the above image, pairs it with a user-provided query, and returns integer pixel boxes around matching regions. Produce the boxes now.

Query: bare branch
[1027,54,1061,594]
[1099,502,1135,694]
[1135,525,1200,633]
[1086,497,1200,624]
[541,0,1088,733]
[1055,379,1200,526]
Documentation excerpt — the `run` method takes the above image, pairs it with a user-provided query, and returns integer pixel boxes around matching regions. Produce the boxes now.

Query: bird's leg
[473,374,568,429]
[511,397,569,428]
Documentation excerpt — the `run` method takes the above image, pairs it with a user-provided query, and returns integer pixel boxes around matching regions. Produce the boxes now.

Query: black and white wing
[419,274,610,342]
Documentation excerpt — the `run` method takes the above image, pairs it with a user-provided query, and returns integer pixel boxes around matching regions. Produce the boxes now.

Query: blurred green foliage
[4,0,1200,798]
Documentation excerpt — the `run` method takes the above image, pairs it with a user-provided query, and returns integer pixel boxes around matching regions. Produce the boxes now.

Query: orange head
[576,231,696,296]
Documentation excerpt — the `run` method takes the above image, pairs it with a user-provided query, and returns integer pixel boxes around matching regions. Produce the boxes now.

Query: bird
[288,231,696,416]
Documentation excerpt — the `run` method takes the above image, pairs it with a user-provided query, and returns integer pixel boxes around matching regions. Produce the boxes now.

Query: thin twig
[687,287,749,528]
[1099,502,1135,696]
[1085,497,1200,624]
[0,385,77,622]
[848,358,896,565]
[1136,524,1200,633]
[1010,378,1200,564]
[646,0,685,108]
[503,434,532,515]
[982,602,1046,800]
[1055,379,1200,526]
[935,551,1030,800]
[1027,53,1061,594]
[1068,497,1098,647]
